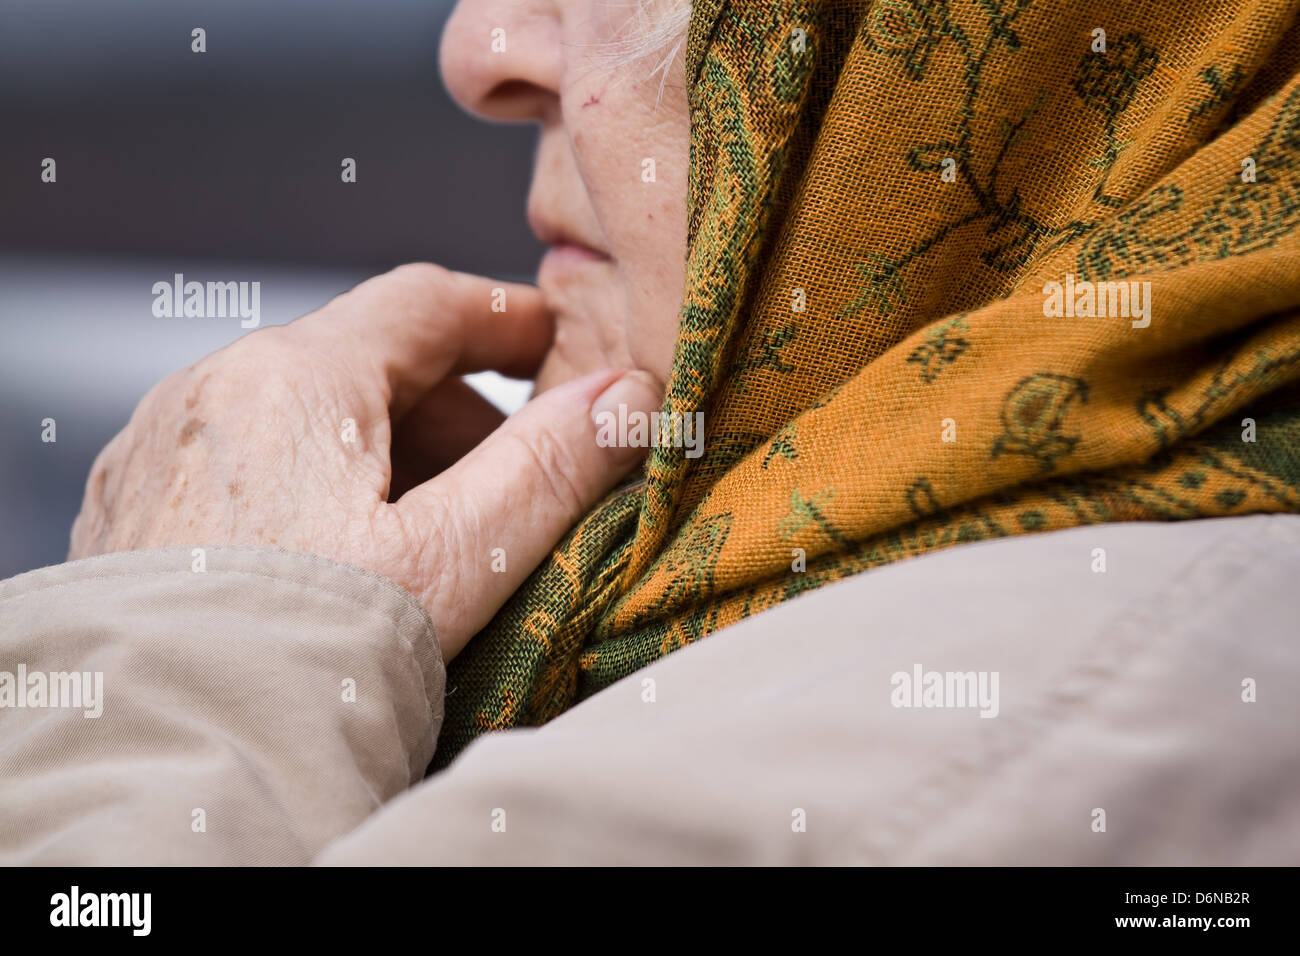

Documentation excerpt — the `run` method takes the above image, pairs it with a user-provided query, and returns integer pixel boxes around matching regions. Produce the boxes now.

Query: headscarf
[436,0,1300,766]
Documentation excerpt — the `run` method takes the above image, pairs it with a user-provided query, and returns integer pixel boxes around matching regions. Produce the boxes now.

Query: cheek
[566,69,688,254]
[621,253,683,385]
[558,59,689,386]
[617,151,687,385]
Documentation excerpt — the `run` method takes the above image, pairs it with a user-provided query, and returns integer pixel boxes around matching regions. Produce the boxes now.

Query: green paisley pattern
[434,0,1300,769]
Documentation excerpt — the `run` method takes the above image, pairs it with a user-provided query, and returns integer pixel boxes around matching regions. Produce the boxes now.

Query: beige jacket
[2,513,1298,865]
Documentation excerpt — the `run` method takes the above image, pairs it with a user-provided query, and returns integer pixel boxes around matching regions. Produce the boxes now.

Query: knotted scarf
[435,0,1300,767]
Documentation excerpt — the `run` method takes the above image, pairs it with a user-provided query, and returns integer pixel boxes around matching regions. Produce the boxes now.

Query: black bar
[0,866,1280,941]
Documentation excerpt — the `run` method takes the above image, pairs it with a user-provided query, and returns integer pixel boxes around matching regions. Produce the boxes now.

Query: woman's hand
[69,263,661,659]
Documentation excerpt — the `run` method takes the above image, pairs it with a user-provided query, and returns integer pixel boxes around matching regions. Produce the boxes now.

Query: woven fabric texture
[435,0,1300,767]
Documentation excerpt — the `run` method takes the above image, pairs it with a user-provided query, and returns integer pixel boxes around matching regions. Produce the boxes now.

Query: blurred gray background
[0,0,541,577]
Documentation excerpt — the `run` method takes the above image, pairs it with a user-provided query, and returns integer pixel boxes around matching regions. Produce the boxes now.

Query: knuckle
[389,261,450,285]
[381,263,453,305]
[514,425,590,520]
[332,261,455,334]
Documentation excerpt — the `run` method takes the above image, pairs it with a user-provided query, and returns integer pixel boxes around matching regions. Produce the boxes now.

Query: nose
[440,0,563,122]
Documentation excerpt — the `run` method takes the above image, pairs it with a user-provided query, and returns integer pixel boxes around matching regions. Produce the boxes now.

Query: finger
[388,377,505,500]
[449,278,553,379]
[299,263,553,415]
[397,367,664,655]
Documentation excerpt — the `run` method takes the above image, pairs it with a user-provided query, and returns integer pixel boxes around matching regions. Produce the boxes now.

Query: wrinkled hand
[69,264,661,659]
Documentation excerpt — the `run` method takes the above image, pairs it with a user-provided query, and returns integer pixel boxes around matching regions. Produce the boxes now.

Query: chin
[531,356,577,395]
[531,296,635,395]
[531,339,611,395]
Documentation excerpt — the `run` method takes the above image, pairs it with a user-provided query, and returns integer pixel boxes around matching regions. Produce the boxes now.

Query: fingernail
[590,370,664,454]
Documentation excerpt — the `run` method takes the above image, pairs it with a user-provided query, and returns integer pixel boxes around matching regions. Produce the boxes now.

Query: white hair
[595,0,692,102]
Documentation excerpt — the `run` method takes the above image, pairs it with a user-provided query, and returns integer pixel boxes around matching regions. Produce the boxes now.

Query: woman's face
[440,0,689,394]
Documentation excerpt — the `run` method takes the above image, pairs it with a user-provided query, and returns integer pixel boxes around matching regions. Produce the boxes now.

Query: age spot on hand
[178,418,205,447]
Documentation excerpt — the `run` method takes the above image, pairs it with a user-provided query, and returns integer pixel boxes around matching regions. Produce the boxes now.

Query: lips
[541,241,610,266]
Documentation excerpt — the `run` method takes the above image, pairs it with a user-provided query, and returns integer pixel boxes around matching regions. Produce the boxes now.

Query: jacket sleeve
[315,513,1300,866]
[0,546,442,865]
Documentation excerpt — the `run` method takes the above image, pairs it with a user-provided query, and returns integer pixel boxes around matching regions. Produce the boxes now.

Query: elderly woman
[3,0,1300,865]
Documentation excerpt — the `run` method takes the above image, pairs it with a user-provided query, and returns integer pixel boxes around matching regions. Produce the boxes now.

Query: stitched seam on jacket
[852,519,1272,864]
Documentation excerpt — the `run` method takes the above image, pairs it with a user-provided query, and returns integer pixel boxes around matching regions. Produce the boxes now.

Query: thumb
[397,368,663,657]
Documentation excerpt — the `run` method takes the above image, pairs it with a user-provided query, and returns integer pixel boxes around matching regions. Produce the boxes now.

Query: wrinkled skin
[70,0,690,659]
[441,0,689,391]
